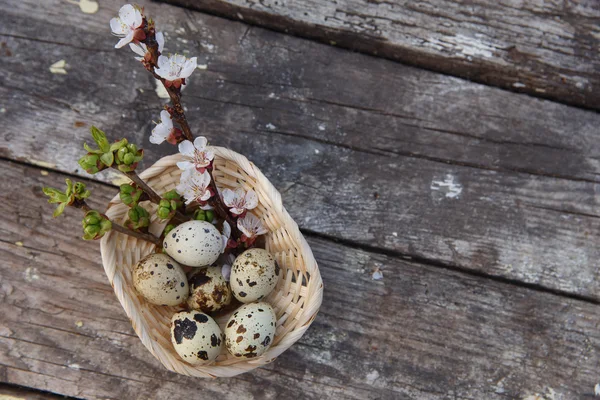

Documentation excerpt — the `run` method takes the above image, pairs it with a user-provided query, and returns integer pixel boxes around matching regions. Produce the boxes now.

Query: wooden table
[1,0,599,398]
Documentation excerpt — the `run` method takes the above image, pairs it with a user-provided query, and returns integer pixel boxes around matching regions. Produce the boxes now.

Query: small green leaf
[100,151,115,167]
[90,126,110,153]
[52,202,67,218]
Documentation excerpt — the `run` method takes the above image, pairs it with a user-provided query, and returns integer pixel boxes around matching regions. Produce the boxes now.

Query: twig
[141,23,243,241]
[73,200,161,245]
[116,168,188,225]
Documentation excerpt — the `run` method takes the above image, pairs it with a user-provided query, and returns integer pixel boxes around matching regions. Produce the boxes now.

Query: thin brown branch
[141,20,244,242]
[117,168,189,224]
[72,200,161,245]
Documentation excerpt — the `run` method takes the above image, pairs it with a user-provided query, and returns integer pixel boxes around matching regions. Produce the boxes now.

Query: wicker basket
[100,148,323,377]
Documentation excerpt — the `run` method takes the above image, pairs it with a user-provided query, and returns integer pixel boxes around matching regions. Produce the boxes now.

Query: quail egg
[230,248,280,303]
[225,302,276,359]
[163,220,223,267]
[171,311,224,365]
[187,266,232,313]
[132,253,188,306]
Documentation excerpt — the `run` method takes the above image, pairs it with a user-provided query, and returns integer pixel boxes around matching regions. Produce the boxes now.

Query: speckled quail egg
[132,253,188,306]
[230,248,280,303]
[171,311,224,365]
[187,266,232,313]
[163,220,223,267]
[225,302,276,359]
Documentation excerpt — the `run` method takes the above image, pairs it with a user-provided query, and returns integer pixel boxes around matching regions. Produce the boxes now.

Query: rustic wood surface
[160,0,600,111]
[1,160,599,400]
[2,0,600,302]
[0,0,599,398]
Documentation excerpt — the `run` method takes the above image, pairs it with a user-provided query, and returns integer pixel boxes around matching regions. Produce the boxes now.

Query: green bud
[205,210,215,222]
[157,206,172,220]
[81,210,112,240]
[163,190,180,201]
[109,138,128,152]
[78,153,105,174]
[123,152,135,165]
[126,205,150,230]
[164,224,176,236]
[119,184,143,207]
[83,213,100,225]
[159,199,170,208]
[73,182,91,199]
[84,224,100,236]
[90,126,110,153]
[193,209,207,221]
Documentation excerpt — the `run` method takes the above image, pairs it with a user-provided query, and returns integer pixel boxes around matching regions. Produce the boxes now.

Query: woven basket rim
[99,147,323,377]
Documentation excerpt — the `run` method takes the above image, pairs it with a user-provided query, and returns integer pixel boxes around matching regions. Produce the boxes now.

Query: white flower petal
[159,110,173,127]
[178,140,195,157]
[129,43,145,57]
[230,207,244,216]
[245,190,258,210]
[221,264,231,280]
[222,188,235,207]
[180,57,198,79]
[176,161,194,171]
[149,133,165,144]
[193,136,208,150]
[222,221,231,238]
[156,31,165,53]
[110,18,127,35]
[115,31,135,48]
[157,55,169,68]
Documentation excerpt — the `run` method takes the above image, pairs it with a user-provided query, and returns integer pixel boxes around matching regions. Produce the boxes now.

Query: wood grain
[0,384,70,400]
[1,160,599,399]
[1,0,599,300]
[159,0,600,111]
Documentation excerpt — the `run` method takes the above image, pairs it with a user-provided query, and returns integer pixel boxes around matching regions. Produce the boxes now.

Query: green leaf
[52,202,67,217]
[109,138,128,152]
[83,143,103,154]
[65,179,74,196]
[90,126,110,153]
[100,151,115,167]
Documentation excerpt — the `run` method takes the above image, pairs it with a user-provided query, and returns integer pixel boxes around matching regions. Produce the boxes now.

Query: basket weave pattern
[100,148,323,377]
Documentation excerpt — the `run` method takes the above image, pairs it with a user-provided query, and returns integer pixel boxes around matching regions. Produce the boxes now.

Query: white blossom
[237,212,267,241]
[150,109,175,144]
[177,136,214,173]
[176,169,212,205]
[129,31,164,61]
[222,187,258,216]
[110,4,144,49]
[154,54,197,88]
[221,221,231,253]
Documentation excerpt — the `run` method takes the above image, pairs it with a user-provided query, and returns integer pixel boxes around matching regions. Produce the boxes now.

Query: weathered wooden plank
[160,0,600,111]
[1,160,599,399]
[0,384,70,400]
[1,0,599,300]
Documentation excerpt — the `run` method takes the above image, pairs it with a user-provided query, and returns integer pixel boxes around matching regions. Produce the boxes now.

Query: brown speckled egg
[163,221,222,267]
[187,266,232,313]
[230,248,280,303]
[171,311,224,365]
[225,302,276,359]
[133,253,188,306]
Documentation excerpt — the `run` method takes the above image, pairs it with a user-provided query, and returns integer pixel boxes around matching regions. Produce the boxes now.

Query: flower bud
[193,209,207,221]
[164,224,176,236]
[78,153,105,174]
[126,205,150,230]
[205,210,215,222]
[81,210,112,240]
[119,184,143,206]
